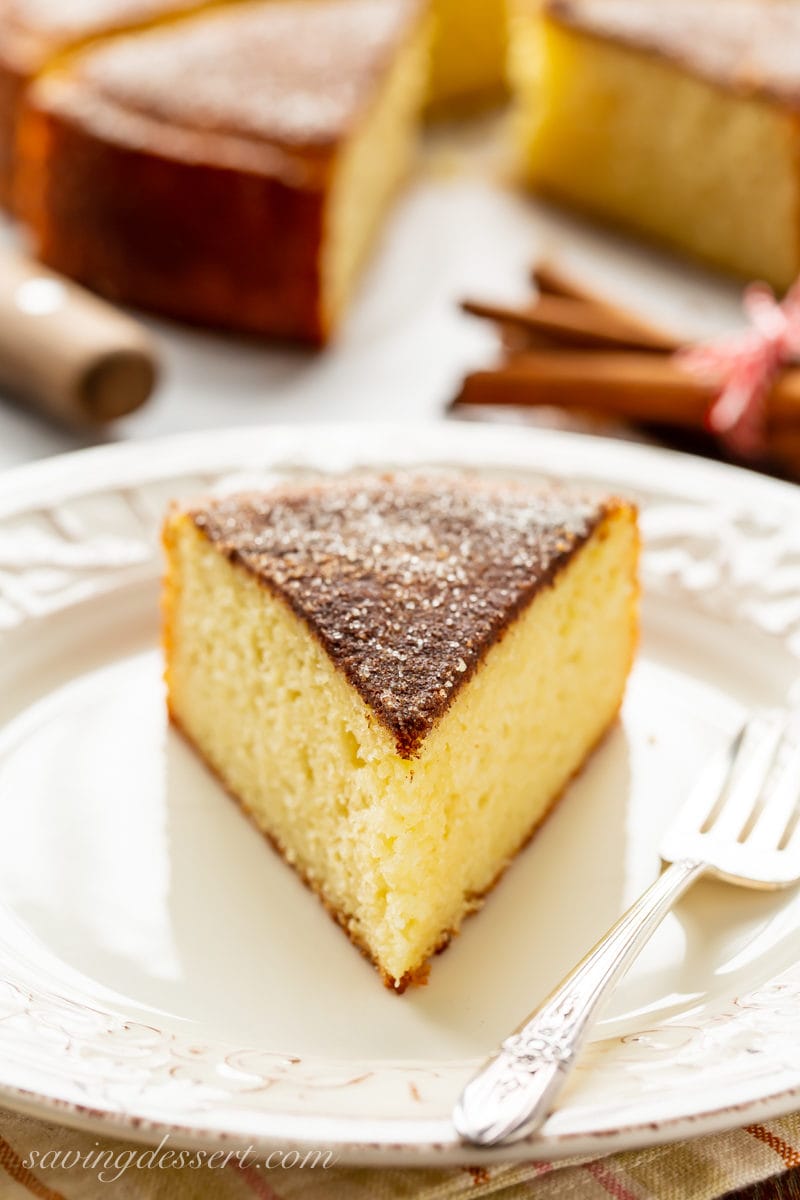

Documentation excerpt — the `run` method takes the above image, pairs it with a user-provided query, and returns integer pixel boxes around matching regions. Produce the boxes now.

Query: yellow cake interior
[427,0,509,112]
[512,6,800,290]
[163,502,638,990]
[323,11,429,333]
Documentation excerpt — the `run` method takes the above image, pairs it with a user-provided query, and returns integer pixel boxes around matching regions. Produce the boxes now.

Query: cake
[0,0,507,214]
[162,473,639,990]
[15,0,428,344]
[428,0,509,113]
[0,0,222,206]
[512,0,800,291]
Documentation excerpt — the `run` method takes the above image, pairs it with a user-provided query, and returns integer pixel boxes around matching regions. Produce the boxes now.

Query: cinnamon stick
[532,262,603,301]
[763,431,800,479]
[533,260,680,347]
[461,294,677,353]
[452,351,800,431]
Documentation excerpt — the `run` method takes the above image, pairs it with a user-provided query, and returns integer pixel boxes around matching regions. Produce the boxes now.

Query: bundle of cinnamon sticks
[453,264,800,478]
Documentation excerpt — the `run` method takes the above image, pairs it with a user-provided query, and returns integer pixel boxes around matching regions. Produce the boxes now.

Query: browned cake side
[0,21,35,205]
[16,0,425,344]
[0,0,217,205]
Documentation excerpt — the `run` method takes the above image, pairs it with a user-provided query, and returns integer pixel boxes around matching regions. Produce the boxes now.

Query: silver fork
[454,712,800,1148]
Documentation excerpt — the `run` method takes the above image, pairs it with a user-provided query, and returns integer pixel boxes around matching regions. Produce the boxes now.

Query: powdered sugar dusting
[71,0,421,149]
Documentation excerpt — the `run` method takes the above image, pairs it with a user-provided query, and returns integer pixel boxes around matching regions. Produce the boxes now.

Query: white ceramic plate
[1,420,800,1167]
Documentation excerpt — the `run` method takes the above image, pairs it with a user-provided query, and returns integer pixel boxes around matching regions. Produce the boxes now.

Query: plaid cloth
[0,1108,798,1199]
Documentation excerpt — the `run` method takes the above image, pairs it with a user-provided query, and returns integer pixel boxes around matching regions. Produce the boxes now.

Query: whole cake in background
[17,0,428,344]
[512,0,800,291]
[7,0,512,344]
[162,473,640,990]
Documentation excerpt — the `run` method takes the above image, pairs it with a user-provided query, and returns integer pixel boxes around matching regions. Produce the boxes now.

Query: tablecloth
[1,1107,798,1198]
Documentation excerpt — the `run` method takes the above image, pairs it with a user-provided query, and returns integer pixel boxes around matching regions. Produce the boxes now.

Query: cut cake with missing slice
[162,473,639,990]
[17,0,428,344]
[0,0,503,213]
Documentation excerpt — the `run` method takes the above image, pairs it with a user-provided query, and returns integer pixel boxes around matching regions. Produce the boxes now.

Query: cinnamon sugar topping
[191,473,612,757]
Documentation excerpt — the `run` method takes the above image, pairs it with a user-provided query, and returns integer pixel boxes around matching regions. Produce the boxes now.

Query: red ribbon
[677,280,800,459]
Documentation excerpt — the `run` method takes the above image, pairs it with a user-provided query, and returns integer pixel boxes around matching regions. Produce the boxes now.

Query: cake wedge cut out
[162,474,639,990]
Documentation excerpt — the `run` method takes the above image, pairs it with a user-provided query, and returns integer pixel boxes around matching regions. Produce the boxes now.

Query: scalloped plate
[1,421,800,1166]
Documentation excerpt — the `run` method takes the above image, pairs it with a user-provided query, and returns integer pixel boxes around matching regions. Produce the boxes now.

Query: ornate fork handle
[454,857,706,1147]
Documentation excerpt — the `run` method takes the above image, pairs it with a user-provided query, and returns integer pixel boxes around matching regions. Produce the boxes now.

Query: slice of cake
[512,0,800,290]
[162,473,639,990]
[16,0,429,344]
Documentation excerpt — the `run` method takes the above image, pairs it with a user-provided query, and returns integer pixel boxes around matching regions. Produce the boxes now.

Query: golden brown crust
[0,51,26,205]
[546,0,800,109]
[186,475,622,757]
[17,98,330,342]
[0,0,221,208]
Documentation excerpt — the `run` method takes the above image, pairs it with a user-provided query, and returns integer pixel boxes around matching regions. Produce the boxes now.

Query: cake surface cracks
[190,474,610,757]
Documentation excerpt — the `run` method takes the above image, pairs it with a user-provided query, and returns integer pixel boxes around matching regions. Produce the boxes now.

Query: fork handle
[453,858,706,1147]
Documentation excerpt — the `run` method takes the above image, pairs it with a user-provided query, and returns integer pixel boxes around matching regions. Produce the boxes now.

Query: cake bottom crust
[169,702,623,993]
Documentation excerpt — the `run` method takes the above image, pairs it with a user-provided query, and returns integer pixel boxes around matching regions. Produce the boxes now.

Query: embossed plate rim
[1,420,800,1165]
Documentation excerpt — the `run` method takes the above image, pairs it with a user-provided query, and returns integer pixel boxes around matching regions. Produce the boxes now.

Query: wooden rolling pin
[0,250,158,424]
